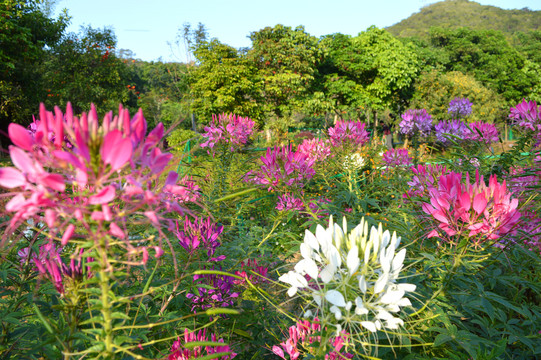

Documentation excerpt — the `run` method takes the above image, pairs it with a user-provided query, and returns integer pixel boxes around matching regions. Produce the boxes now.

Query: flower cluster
[234,258,269,285]
[398,109,433,137]
[465,122,499,145]
[272,318,354,360]
[297,138,332,163]
[186,269,239,311]
[168,328,237,360]
[405,164,451,198]
[328,120,369,148]
[509,99,541,147]
[276,193,305,212]
[175,216,224,260]
[343,153,366,171]
[382,148,413,168]
[422,171,521,244]
[246,146,315,192]
[174,176,201,203]
[0,103,185,264]
[200,113,255,153]
[447,97,473,119]
[279,216,416,337]
[434,120,469,145]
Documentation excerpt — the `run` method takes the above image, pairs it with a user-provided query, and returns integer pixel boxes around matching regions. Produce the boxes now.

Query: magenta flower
[399,109,433,137]
[509,99,541,147]
[328,120,369,148]
[272,318,354,360]
[234,258,269,285]
[276,193,305,212]
[174,216,224,260]
[200,113,255,153]
[382,148,413,168]
[0,103,188,265]
[246,146,315,192]
[421,171,521,245]
[405,164,451,198]
[465,122,499,145]
[297,138,332,163]
[168,328,237,360]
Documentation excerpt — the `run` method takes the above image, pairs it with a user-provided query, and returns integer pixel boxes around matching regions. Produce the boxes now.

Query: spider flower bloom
[168,328,237,360]
[175,216,224,259]
[447,97,473,119]
[276,193,305,212]
[186,269,239,311]
[405,164,451,198]
[464,122,499,145]
[246,146,315,192]
[297,138,332,163]
[328,120,369,148]
[435,119,469,145]
[200,113,255,152]
[279,216,416,335]
[1,103,187,264]
[422,171,521,244]
[272,318,354,359]
[382,148,413,168]
[234,258,269,285]
[509,99,541,146]
[343,153,365,171]
[399,109,433,137]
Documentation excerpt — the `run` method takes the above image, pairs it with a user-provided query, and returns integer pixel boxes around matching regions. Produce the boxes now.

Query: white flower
[279,271,308,297]
[343,153,366,170]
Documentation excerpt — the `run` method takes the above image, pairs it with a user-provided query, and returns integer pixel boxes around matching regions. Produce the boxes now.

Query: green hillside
[387,0,541,38]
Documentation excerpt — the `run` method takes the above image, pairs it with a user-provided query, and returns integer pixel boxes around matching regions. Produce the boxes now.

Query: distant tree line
[1,0,540,149]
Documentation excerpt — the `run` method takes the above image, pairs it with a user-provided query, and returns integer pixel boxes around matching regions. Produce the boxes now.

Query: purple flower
[246,146,315,192]
[186,268,239,311]
[297,138,331,163]
[509,99,541,147]
[175,217,224,260]
[328,120,369,148]
[382,148,413,168]
[448,97,473,119]
[435,120,469,145]
[399,109,433,137]
[405,164,451,198]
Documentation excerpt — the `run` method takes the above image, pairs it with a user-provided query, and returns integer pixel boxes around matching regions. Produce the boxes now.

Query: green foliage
[387,0,541,39]
[410,70,506,123]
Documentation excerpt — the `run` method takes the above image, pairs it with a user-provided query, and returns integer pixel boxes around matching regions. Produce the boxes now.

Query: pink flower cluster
[297,138,332,163]
[234,258,269,285]
[276,193,305,212]
[272,318,353,360]
[175,216,225,261]
[422,171,521,245]
[382,148,413,168]
[246,146,315,192]
[466,122,499,145]
[0,103,187,264]
[509,99,541,147]
[405,164,451,198]
[327,120,369,148]
[168,328,236,360]
[200,113,255,152]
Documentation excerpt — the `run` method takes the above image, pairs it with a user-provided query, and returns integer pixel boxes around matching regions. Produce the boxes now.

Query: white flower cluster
[279,216,415,333]
[343,153,366,171]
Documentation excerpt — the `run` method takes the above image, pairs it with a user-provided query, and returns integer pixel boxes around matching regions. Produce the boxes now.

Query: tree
[190,39,262,125]
[41,26,136,115]
[318,27,419,120]
[0,0,67,148]
[248,25,323,121]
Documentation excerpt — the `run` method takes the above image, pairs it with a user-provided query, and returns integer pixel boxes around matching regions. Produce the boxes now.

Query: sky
[52,0,541,63]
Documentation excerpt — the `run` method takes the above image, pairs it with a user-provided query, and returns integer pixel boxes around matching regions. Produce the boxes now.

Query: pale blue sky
[53,0,540,62]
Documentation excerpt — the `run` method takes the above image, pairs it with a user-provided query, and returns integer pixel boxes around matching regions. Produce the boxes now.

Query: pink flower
[246,146,315,192]
[276,193,305,212]
[421,171,521,245]
[328,120,369,148]
[200,113,255,153]
[297,138,332,163]
[405,164,451,198]
[382,148,413,168]
[465,122,499,145]
[168,328,237,360]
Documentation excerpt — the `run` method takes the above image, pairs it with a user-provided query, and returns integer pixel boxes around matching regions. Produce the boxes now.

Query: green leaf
[433,334,453,347]
[232,328,253,339]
